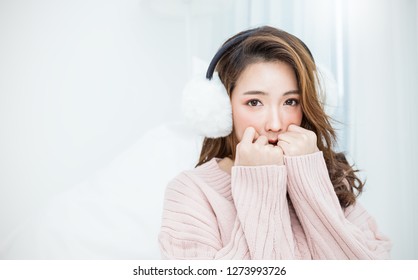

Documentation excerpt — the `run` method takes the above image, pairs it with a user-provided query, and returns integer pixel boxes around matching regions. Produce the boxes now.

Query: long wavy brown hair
[196,26,363,208]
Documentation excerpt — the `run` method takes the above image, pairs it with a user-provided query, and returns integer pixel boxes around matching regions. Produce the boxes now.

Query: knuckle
[290,146,298,155]
[273,148,282,156]
[307,130,316,139]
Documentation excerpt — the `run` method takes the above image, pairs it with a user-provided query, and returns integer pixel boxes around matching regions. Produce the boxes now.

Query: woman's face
[231,61,303,145]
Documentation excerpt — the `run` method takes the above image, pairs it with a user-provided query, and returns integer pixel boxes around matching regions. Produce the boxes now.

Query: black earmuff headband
[205,26,315,81]
[206,28,258,80]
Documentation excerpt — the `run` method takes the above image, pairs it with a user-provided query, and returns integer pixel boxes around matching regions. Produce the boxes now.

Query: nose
[264,106,282,132]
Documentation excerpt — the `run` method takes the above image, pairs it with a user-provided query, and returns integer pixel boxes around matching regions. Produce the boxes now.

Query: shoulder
[343,201,368,221]
[343,201,377,231]
[165,158,231,201]
[161,159,231,222]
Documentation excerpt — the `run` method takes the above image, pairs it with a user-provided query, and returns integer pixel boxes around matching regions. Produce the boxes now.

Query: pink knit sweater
[159,152,391,259]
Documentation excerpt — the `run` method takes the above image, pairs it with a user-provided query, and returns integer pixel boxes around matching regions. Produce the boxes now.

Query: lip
[268,139,278,145]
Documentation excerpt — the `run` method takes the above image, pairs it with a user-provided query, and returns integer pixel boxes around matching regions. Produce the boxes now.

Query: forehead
[233,61,298,96]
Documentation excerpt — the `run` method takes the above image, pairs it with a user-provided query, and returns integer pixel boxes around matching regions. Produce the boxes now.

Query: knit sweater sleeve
[285,152,391,259]
[158,165,294,259]
[231,165,294,259]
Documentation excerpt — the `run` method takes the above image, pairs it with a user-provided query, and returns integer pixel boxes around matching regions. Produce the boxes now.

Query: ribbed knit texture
[159,152,391,259]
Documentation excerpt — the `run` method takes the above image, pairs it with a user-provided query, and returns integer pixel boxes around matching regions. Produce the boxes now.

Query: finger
[273,145,284,155]
[274,145,284,152]
[277,140,291,155]
[255,135,268,145]
[254,130,260,140]
[241,127,256,144]
[287,124,306,133]
[278,132,299,143]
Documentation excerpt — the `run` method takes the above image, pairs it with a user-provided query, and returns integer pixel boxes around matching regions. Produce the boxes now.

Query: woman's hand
[277,124,319,156]
[235,127,284,166]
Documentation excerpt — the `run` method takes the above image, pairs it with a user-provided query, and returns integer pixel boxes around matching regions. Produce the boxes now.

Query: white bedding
[0,122,202,259]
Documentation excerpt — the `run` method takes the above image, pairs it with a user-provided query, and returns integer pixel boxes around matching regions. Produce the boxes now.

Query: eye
[284,98,299,106]
[247,99,263,107]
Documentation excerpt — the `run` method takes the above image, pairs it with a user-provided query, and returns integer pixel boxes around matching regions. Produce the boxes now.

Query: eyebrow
[242,89,300,96]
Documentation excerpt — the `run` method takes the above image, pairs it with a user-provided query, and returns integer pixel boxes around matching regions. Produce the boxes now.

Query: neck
[218,157,234,174]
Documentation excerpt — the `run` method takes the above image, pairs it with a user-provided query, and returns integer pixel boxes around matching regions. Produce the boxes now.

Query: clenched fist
[277,124,319,156]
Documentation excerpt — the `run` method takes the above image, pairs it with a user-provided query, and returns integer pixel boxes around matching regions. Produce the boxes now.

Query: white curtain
[344,0,418,260]
[0,0,416,259]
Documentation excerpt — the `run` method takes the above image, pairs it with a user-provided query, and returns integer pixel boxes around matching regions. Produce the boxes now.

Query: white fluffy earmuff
[181,73,232,138]
[180,31,255,139]
[315,64,339,116]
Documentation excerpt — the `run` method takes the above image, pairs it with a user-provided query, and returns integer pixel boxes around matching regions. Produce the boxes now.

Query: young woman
[158,26,391,259]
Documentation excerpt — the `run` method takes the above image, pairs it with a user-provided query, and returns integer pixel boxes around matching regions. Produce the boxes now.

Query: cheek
[232,106,260,141]
[281,108,303,128]
[286,107,303,126]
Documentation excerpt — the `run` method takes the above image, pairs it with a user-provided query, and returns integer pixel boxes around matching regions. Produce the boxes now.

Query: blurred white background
[0,0,417,259]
